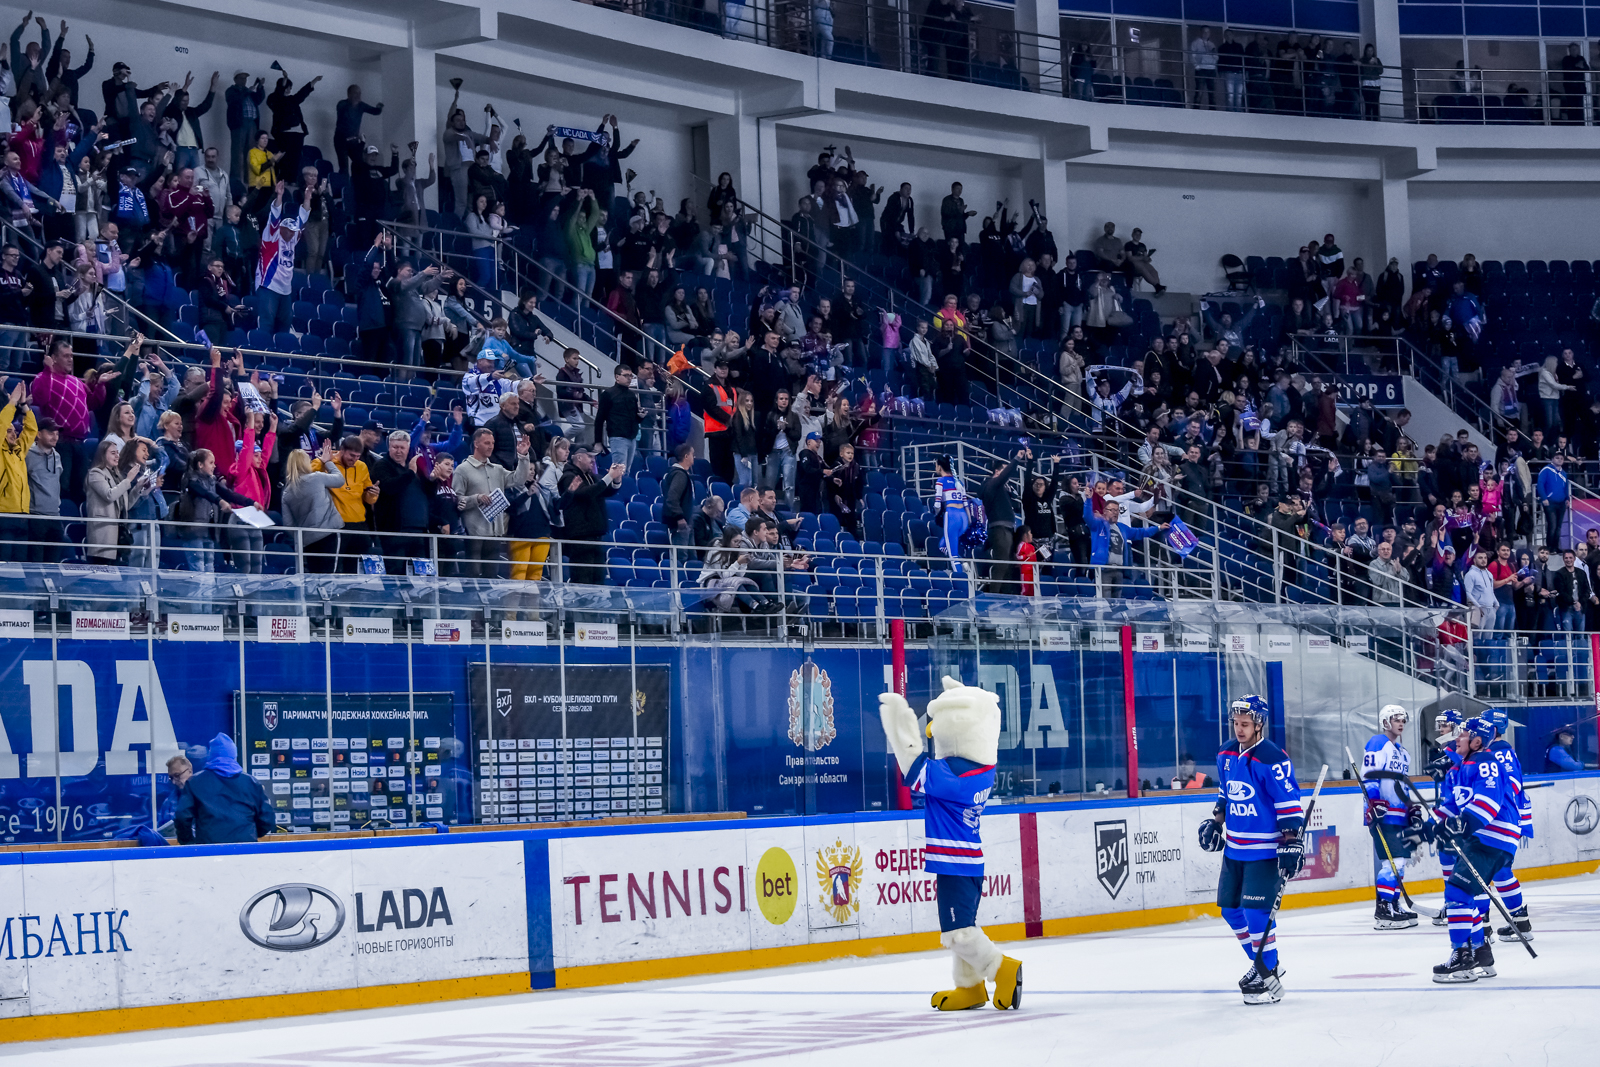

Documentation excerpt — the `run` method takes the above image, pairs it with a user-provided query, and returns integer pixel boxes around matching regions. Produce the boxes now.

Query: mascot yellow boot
[880,676,1023,1011]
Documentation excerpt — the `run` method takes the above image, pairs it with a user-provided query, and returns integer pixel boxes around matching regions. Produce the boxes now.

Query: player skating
[1361,705,1420,930]
[1486,709,1535,942]
[1196,695,1306,1005]
[1401,716,1524,982]
[1426,709,1464,927]
[879,676,1022,1011]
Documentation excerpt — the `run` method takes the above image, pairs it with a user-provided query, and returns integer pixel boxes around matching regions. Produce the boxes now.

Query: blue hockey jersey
[907,753,996,876]
[1362,734,1411,825]
[1216,738,1304,861]
[1488,738,1533,840]
[1436,749,1522,851]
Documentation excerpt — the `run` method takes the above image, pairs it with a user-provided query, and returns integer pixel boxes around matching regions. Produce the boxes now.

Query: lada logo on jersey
[1565,795,1599,836]
[787,664,837,750]
[239,883,345,951]
[1225,781,1257,802]
[1094,820,1129,899]
[814,839,862,924]
[1452,785,1476,807]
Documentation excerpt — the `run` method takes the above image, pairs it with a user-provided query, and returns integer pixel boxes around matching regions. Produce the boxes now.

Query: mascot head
[925,675,1001,767]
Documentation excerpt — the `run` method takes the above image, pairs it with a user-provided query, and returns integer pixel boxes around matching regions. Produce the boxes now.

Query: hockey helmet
[1230,694,1269,728]
[1485,708,1522,736]
[1379,704,1408,729]
[1434,708,1464,740]
[1461,716,1496,746]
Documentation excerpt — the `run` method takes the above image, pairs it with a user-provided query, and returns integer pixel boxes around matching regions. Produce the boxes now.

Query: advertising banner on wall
[238,692,463,830]
[0,839,528,1019]
[467,664,670,822]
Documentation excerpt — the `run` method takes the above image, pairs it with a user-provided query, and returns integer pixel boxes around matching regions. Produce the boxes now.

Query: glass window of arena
[1057,0,1359,110]
[1399,0,1600,122]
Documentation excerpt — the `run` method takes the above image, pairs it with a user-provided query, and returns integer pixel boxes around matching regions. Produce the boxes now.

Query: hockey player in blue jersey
[1486,708,1535,942]
[1426,708,1464,927]
[1195,695,1305,1005]
[880,675,1022,1012]
[1402,715,1523,983]
[1364,704,1421,930]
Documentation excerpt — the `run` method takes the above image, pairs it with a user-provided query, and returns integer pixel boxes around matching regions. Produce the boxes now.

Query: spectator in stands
[1553,549,1595,632]
[827,441,864,537]
[452,426,526,578]
[932,317,968,403]
[282,442,345,573]
[1538,355,1576,434]
[558,445,623,584]
[1538,450,1570,551]
[979,448,1024,593]
[224,72,265,180]
[661,442,695,547]
[1367,539,1404,606]
[266,71,319,178]
[693,493,727,548]
[595,364,642,476]
[1190,26,1219,108]
[0,381,34,560]
[939,181,974,243]
[254,180,308,335]
[1087,497,1169,597]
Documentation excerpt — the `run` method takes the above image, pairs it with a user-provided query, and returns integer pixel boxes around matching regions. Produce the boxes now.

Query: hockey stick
[1345,746,1416,911]
[1368,769,1538,960]
[1253,763,1329,969]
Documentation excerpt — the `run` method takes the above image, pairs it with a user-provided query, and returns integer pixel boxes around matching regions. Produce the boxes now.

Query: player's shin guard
[1244,908,1277,971]
[1221,906,1255,961]
[1444,884,1477,949]
[1492,869,1524,912]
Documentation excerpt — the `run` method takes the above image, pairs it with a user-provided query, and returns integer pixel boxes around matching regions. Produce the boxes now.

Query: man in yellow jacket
[313,434,377,571]
[0,380,37,561]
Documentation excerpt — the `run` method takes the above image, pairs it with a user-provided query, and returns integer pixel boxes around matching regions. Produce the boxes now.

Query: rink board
[2,773,1598,1040]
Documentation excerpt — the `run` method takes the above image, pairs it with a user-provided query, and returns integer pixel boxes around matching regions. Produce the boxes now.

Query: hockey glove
[1406,804,1426,828]
[1425,752,1456,777]
[1369,798,1389,822]
[1198,816,1225,853]
[1400,817,1438,851]
[1277,830,1305,880]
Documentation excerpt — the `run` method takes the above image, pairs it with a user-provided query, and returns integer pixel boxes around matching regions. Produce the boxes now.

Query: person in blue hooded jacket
[173,733,275,844]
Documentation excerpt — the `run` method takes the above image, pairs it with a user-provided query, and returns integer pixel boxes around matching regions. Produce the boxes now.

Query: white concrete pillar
[1014,0,1063,96]
[1033,152,1071,250]
[380,44,438,209]
[705,112,765,217]
[1378,175,1412,279]
[1363,0,1404,118]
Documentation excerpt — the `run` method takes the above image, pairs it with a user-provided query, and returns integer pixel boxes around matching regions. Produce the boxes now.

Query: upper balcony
[574,0,1600,127]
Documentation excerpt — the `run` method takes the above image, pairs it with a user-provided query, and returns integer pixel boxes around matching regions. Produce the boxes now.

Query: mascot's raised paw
[992,955,1023,1009]
[931,985,989,1011]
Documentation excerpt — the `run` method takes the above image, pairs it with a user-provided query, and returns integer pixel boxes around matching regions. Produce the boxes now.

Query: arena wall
[3,772,1596,1041]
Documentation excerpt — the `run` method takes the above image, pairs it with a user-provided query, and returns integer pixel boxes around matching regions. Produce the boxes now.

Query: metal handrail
[381,219,680,374]
[1409,66,1597,126]
[688,174,1092,429]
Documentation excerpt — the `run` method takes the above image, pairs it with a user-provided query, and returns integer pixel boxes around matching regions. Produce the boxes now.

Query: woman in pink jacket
[226,411,276,574]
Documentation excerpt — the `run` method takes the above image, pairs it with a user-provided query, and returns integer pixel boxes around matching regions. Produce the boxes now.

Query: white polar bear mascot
[880,675,1022,1010]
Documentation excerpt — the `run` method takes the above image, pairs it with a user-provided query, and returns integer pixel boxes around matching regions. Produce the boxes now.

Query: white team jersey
[1362,734,1410,823]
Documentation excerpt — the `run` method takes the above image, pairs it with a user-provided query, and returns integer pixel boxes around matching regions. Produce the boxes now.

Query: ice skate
[1373,900,1417,930]
[1239,961,1284,1005]
[991,956,1022,1010]
[1431,906,1447,927]
[1432,946,1479,983]
[930,984,988,1011]
[1495,907,1533,942]
[1472,943,1496,978]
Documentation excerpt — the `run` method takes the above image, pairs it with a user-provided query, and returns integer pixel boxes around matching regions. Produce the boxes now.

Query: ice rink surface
[9,874,1598,1067]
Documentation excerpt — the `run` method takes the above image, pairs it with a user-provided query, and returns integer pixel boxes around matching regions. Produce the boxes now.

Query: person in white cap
[254,179,310,334]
